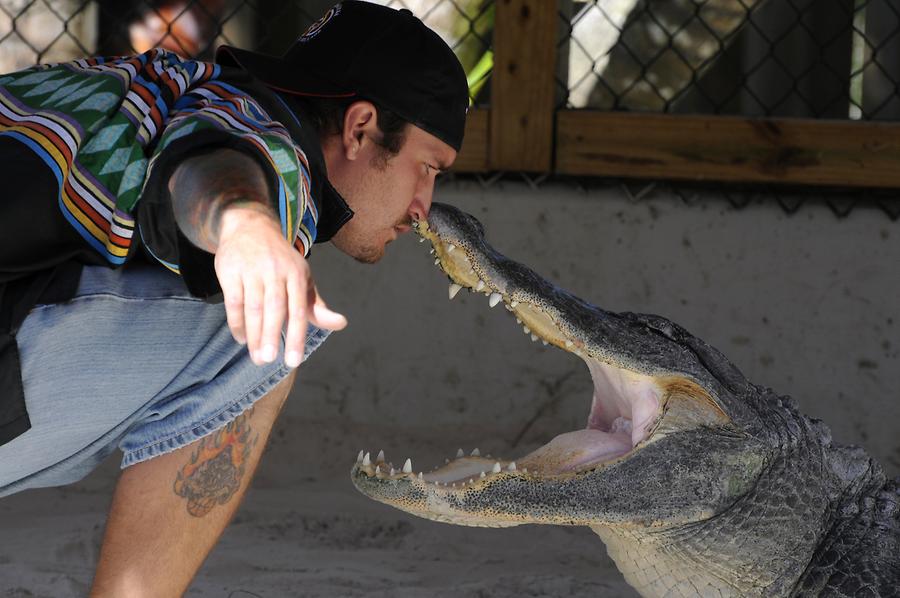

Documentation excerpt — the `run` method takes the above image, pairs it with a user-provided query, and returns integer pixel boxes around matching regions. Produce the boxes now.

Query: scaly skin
[351,203,900,597]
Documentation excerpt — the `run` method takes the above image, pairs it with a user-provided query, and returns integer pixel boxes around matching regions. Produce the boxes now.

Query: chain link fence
[0,0,898,218]
[0,0,494,103]
[561,0,900,120]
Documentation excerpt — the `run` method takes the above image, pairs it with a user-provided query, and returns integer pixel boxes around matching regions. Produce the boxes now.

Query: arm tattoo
[173,409,260,517]
[169,149,274,252]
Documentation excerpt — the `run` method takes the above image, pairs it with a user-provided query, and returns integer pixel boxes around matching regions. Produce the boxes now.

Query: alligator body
[351,203,900,597]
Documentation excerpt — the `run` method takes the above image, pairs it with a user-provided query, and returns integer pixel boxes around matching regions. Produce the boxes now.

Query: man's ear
[341,100,379,161]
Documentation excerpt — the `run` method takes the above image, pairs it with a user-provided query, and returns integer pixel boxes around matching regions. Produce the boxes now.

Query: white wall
[302,181,900,478]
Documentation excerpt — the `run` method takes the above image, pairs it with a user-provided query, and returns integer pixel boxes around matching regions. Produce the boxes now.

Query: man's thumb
[309,298,348,331]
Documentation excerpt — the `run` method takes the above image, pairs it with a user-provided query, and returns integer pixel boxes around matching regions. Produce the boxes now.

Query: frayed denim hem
[120,364,291,469]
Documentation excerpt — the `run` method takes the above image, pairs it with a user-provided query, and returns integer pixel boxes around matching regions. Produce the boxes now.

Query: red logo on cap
[299,3,342,42]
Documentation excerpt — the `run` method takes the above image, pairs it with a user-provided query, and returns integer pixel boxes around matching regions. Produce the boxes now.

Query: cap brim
[215,45,356,98]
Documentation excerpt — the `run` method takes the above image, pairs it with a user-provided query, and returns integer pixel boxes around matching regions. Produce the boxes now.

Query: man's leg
[90,370,296,597]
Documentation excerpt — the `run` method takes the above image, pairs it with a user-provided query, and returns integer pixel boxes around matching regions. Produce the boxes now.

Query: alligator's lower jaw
[350,356,667,495]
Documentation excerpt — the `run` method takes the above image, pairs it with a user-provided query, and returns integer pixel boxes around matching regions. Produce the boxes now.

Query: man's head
[316,98,457,263]
[216,1,468,262]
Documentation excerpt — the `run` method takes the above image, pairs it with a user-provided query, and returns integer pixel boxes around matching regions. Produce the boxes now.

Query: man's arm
[168,148,346,366]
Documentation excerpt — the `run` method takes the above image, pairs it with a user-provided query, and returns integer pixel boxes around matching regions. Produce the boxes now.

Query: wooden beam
[556,111,900,188]
[450,108,490,172]
[490,0,557,171]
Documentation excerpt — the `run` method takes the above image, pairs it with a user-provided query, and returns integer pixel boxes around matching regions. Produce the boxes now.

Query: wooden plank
[556,110,900,188]
[490,0,557,171]
[450,108,489,172]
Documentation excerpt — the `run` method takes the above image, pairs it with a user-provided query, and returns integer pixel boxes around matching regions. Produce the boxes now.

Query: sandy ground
[0,417,639,597]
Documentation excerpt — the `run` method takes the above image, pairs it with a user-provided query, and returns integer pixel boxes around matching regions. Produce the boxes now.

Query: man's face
[328,122,457,264]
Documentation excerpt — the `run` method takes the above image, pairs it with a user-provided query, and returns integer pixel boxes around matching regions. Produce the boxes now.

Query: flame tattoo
[173,410,259,517]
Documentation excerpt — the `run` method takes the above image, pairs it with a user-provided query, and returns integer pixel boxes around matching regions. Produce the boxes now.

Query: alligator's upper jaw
[351,203,730,525]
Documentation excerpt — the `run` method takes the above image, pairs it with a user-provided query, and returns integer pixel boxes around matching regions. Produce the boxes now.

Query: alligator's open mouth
[352,205,727,496]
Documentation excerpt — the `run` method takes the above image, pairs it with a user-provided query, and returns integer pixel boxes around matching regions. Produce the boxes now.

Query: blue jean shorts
[0,262,330,498]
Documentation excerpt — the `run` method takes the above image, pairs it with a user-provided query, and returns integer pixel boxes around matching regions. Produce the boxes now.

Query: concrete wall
[301,181,900,478]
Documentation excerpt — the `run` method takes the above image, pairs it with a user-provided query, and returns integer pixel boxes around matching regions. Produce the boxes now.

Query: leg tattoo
[173,410,259,517]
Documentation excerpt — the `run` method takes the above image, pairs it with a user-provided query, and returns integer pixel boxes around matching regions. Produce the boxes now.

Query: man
[0,1,467,594]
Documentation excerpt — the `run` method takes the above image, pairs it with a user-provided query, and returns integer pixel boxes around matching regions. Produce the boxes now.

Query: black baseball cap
[215,1,469,151]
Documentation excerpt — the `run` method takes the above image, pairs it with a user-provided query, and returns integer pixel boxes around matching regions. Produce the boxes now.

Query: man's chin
[352,253,382,265]
[349,244,385,264]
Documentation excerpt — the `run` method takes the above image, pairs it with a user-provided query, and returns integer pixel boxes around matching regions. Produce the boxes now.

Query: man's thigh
[0,262,323,497]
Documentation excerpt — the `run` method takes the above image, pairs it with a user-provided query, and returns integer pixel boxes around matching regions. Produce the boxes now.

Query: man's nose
[409,179,435,221]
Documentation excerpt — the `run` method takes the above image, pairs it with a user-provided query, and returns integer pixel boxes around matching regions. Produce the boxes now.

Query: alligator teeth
[449,283,462,300]
[403,458,412,474]
[471,448,481,456]
[492,462,502,473]
[447,244,455,252]
[429,248,435,255]
[515,317,522,324]
[565,340,573,348]
[377,450,385,463]
[507,462,517,472]
[488,293,502,308]
[375,465,381,476]
[419,237,426,243]
[456,448,464,458]
[362,452,371,466]
[418,472,423,480]
[523,326,531,334]
[389,467,395,476]
[510,301,518,307]
[434,258,440,265]
[542,340,548,346]
[356,450,364,463]
[476,280,485,291]
[531,334,539,342]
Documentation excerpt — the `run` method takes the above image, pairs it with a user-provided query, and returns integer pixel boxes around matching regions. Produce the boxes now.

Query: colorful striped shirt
[0,48,334,296]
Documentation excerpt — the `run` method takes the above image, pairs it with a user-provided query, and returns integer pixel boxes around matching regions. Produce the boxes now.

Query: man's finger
[259,276,288,364]
[243,278,266,364]
[283,272,306,368]
[220,269,247,345]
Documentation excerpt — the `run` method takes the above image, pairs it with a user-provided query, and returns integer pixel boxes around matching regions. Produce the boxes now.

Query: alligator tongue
[518,429,632,473]
[422,457,500,484]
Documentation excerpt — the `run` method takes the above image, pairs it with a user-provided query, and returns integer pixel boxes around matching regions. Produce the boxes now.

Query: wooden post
[490,0,558,171]
[864,0,900,119]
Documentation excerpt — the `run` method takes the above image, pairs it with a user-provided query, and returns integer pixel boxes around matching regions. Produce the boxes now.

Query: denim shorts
[0,262,330,498]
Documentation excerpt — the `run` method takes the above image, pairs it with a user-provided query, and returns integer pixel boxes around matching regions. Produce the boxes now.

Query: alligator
[350,202,900,597]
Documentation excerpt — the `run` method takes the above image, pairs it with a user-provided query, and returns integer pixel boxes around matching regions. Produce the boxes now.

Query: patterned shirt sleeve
[138,78,310,299]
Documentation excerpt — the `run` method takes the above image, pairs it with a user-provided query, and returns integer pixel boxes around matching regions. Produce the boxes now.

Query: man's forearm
[168,148,275,252]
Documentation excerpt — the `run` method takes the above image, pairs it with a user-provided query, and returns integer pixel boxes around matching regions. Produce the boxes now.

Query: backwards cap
[216,1,469,151]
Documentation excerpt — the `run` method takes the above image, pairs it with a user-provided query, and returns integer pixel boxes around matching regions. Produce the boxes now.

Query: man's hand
[169,148,347,367]
[215,205,347,367]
